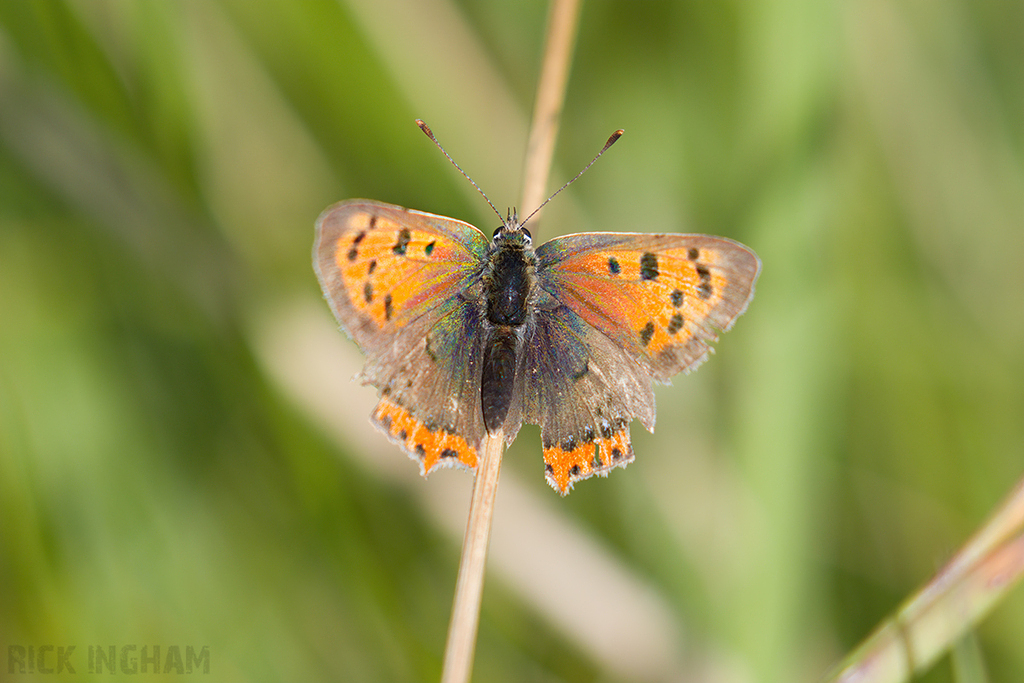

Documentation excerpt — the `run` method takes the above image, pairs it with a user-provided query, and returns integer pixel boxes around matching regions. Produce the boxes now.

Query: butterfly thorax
[479,221,538,434]
[482,227,535,325]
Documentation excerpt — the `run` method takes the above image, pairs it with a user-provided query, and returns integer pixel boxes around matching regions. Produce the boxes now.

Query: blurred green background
[1,1,1022,681]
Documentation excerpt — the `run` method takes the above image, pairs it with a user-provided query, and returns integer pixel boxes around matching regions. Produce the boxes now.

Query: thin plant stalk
[439,1,583,681]
[440,432,505,683]
[520,0,583,222]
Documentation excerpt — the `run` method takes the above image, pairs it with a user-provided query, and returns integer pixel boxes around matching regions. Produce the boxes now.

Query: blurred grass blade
[951,632,988,683]
[825,476,1024,683]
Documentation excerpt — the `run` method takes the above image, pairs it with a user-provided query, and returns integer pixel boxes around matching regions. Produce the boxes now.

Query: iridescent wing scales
[521,304,655,493]
[366,297,488,474]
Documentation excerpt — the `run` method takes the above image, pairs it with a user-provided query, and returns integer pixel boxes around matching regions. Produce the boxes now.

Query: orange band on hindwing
[542,426,635,495]
[372,397,479,474]
[595,428,633,472]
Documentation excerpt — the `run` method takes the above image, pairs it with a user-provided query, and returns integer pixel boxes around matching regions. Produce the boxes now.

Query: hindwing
[522,304,655,493]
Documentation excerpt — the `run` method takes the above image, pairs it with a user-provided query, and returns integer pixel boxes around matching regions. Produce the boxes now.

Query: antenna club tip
[416,119,432,136]
[609,129,624,143]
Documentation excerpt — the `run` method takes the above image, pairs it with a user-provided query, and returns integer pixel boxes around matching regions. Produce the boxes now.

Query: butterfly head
[492,209,532,246]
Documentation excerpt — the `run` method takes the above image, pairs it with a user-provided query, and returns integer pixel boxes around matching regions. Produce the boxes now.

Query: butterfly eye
[492,223,530,243]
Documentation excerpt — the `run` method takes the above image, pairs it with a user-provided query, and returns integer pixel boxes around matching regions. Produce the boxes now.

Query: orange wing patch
[315,202,487,341]
[548,243,744,359]
[373,397,479,474]
[333,214,477,329]
[543,426,635,495]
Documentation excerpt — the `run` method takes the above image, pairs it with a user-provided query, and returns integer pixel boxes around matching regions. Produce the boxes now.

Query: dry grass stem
[520,0,583,219]
[439,1,583,681]
[440,432,506,683]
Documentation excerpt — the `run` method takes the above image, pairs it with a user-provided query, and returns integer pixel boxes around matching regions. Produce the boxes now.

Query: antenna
[416,120,503,222]
[416,120,623,228]
[520,129,623,228]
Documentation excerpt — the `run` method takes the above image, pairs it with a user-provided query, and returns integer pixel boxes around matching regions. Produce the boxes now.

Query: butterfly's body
[478,222,539,434]
[315,199,759,494]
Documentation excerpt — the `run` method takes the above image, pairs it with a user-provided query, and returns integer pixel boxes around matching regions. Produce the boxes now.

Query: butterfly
[314,128,760,494]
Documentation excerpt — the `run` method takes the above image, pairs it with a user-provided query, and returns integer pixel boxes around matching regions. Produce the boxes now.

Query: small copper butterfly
[314,123,760,494]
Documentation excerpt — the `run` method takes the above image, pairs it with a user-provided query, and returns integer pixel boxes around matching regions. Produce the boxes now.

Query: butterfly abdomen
[480,234,536,433]
[481,327,519,433]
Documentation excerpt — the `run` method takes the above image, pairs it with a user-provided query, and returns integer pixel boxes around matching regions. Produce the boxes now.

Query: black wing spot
[608,257,621,275]
[368,215,378,230]
[398,429,408,441]
[363,282,373,303]
[640,321,656,346]
[379,415,392,431]
[600,422,613,439]
[671,289,684,307]
[687,247,700,261]
[368,259,377,275]
[393,228,411,255]
[415,443,426,457]
[425,337,437,362]
[611,447,624,461]
[572,361,589,381]
[569,465,581,477]
[667,312,685,335]
[640,252,659,280]
[347,232,365,261]
[545,463,554,474]
[440,449,458,459]
[696,265,713,299]
[384,294,393,321]
[425,240,436,256]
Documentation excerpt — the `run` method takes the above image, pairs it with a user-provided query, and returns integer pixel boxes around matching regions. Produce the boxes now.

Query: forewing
[314,199,489,352]
[314,200,491,473]
[536,233,760,380]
